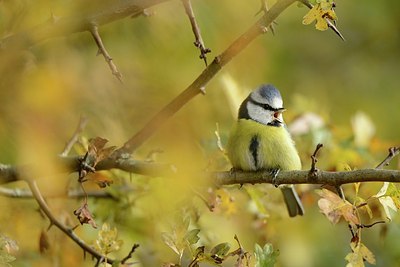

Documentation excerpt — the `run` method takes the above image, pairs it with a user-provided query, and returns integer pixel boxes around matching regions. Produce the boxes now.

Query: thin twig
[356,220,386,229]
[90,25,123,83]
[115,0,298,156]
[182,0,211,66]
[376,147,400,169]
[27,179,115,265]
[309,143,323,176]
[60,116,88,157]
[121,244,140,264]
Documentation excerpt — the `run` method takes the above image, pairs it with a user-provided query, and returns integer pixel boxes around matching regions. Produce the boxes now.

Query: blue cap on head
[258,84,282,102]
[250,84,283,109]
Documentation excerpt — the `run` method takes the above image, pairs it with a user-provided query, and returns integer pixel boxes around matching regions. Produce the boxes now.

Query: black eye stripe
[248,98,281,112]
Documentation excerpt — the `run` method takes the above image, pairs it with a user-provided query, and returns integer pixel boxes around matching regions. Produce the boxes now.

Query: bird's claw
[270,168,280,188]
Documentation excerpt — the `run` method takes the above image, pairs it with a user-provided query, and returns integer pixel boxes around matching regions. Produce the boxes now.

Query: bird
[226,84,304,217]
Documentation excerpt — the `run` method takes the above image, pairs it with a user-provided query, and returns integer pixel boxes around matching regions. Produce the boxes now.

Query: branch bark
[182,0,211,65]
[0,156,175,185]
[0,0,171,50]
[213,169,400,186]
[90,25,123,82]
[115,0,298,155]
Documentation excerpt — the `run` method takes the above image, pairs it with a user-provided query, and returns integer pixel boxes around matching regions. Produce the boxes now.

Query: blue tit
[226,84,304,217]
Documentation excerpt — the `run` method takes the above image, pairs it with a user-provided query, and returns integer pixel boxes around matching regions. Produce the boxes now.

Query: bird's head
[238,84,286,126]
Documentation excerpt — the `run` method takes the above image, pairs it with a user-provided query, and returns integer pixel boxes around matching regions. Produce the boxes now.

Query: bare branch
[0,0,171,50]
[213,169,400,186]
[182,0,211,66]
[0,156,175,185]
[121,244,140,264]
[60,116,88,157]
[115,0,299,155]
[90,25,123,82]
[256,0,277,35]
[27,179,115,265]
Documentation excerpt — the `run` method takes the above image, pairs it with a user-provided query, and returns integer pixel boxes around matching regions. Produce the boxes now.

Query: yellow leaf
[346,241,376,267]
[302,0,338,31]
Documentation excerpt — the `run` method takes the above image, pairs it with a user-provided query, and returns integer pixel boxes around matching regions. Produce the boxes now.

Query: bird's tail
[280,186,304,217]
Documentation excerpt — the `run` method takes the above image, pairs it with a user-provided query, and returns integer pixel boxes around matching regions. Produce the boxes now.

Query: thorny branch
[90,25,123,82]
[115,0,299,156]
[256,0,277,35]
[182,0,211,66]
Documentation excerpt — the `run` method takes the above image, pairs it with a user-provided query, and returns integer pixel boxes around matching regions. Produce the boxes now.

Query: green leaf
[210,242,231,258]
[185,229,201,245]
[255,243,279,267]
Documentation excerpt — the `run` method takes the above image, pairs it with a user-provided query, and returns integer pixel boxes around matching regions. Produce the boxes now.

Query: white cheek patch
[247,102,273,125]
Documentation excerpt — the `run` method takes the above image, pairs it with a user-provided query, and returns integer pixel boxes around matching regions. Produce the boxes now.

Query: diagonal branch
[182,0,211,66]
[90,25,123,82]
[115,0,299,156]
[27,179,115,265]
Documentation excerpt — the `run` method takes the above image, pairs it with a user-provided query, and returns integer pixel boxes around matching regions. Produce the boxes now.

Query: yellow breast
[226,119,301,171]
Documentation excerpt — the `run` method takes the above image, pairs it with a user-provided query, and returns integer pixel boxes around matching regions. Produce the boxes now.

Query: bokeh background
[0,0,399,266]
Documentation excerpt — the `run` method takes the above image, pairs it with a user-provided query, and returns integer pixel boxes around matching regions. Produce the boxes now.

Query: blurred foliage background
[0,0,400,266]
